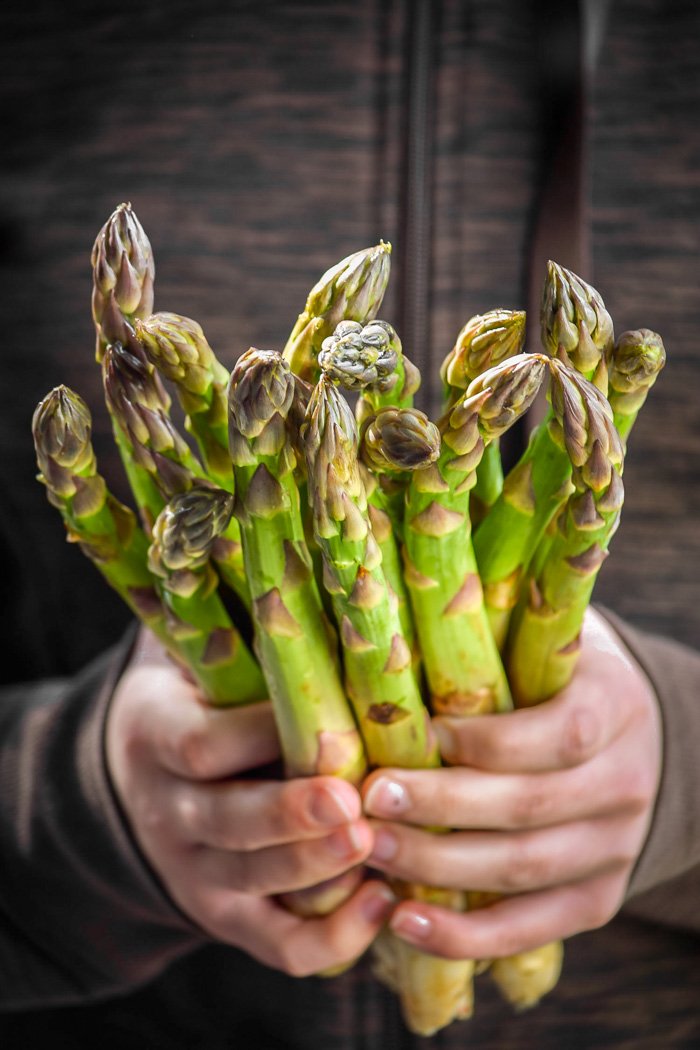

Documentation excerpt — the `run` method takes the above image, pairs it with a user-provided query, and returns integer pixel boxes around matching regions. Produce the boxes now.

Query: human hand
[361,608,661,960]
[106,628,393,977]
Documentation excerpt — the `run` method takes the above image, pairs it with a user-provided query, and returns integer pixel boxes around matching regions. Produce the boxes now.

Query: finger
[192,819,374,896]
[169,775,363,850]
[366,816,640,894]
[362,736,656,830]
[433,671,631,774]
[123,664,279,779]
[388,871,628,960]
[200,880,396,977]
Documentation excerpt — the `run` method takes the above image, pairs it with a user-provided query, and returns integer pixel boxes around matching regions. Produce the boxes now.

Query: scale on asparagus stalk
[33,203,665,1037]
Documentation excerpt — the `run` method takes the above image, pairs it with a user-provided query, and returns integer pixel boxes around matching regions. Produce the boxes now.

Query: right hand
[105,628,393,977]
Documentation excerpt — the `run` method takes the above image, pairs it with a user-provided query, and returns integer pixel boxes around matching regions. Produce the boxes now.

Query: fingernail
[361,885,396,924]
[390,908,433,943]
[327,823,365,860]
[311,784,356,827]
[433,720,455,757]
[369,827,398,863]
[363,777,409,817]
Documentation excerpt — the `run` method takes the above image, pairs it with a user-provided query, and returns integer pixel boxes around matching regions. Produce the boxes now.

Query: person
[1,1,699,1046]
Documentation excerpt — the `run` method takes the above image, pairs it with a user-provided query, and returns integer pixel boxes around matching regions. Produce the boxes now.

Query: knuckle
[508,785,554,829]
[500,838,552,892]
[175,725,216,780]
[558,704,601,767]
[583,878,625,930]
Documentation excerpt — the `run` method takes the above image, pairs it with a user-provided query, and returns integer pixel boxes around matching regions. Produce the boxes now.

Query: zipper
[397,0,438,408]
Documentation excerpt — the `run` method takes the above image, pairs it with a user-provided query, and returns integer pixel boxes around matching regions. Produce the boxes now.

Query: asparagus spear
[32,386,167,636]
[283,243,392,382]
[607,328,666,443]
[358,406,441,666]
[135,311,233,489]
[404,354,547,716]
[302,373,472,1036]
[473,266,615,650]
[32,387,262,706]
[228,347,366,783]
[491,361,624,1009]
[541,261,614,389]
[102,338,249,605]
[91,203,155,362]
[148,488,267,705]
[506,360,626,705]
[318,318,421,434]
[302,373,434,767]
[440,309,527,519]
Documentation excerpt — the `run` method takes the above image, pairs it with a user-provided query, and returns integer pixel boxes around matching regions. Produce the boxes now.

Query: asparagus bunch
[35,203,666,1037]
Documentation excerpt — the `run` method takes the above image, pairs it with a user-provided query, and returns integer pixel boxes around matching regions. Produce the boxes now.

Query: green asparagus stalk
[283,243,392,382]
[302,373,434,767]
[358,406,441,665]
[102,338,249,605]
[404,354,547,716]
[492,360,625,1009]
[32,386,167,637]
[302,373,472,1036]
[440,309,527,519]
[506,361,626,705]
[32,387,262,706]
[228,347,366,784]
[607,328,666,443]
[473,265,615,649]
[135,312,233,489]
[91,203,155,362]
[148,488,267,705]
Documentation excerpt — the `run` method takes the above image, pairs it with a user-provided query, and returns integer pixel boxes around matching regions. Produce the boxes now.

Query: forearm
[0,631,206,1011]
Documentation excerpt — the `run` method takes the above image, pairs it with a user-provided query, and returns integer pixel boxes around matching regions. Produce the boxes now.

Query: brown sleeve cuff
[596,607,700,915]
[0,629,208,1010]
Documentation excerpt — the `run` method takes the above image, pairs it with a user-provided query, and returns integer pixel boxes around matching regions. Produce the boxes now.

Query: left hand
[361,608,662,960]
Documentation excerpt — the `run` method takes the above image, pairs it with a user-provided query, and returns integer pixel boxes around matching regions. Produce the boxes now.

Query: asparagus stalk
[473,265,615,650]
[404,354,547,716]
[148,488,267,705]
[228,347,366,784]
[440,309,527,519]
[358,406,441,666]
[32,387,262,705]
[32,386,167,637]
[302,374,434,767]
[283,243,392,382]
[491,362,625,1009]
[91,203,155,362]
[102,338,249,605]
[302,373,472,1036]
[135,312,233,489]
[607,328,666,443]
[506,361,626,705]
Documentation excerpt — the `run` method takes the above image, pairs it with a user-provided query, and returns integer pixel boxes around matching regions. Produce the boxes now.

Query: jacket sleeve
[0,630,208,1011]
[599,609,700,933]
